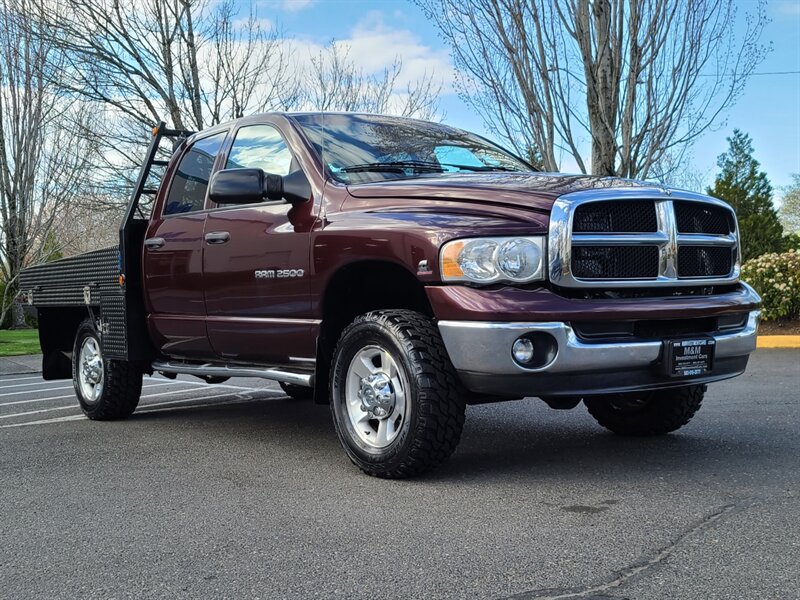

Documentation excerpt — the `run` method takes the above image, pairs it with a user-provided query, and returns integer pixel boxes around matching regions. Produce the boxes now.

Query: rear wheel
[279,381,314,401]
[584,384,706,436]
[330,310,466,478]
[72,319,142,420]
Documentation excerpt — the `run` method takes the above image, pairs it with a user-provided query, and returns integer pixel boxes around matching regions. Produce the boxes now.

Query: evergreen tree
[707,130,783,261]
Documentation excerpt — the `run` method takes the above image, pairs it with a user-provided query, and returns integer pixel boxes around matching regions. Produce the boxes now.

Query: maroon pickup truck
[19,113,761,478]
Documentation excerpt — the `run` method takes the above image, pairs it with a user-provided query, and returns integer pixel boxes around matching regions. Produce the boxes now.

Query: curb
[757,336,800,349]
[0,354,43,376]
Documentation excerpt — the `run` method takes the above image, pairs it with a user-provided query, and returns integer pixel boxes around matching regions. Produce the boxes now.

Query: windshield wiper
[439,162,518,172]
[338,160,520,174]
[338,161,445,174]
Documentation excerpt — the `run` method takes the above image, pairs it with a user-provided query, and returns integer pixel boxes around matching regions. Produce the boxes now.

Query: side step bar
[152,361,313,387]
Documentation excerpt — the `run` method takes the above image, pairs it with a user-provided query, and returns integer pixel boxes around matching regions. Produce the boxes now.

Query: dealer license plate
[665,338,715,377]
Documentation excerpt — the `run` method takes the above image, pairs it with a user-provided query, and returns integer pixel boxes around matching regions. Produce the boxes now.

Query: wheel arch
[314,260,434,403]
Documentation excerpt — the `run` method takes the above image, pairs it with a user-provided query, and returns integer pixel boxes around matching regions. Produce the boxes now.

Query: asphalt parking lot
[1,350,798,599]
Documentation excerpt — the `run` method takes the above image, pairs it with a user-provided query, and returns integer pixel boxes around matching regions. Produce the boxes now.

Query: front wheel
[72,319,142,420]
[330,310,466,478]
[584,384,706,436]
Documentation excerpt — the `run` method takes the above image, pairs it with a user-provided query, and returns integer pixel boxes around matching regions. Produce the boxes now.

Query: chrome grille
[678,246,736,278]
[572,246,659,279]
[548,189,740,288]
[573,200,657,233]
[674,201,734,235]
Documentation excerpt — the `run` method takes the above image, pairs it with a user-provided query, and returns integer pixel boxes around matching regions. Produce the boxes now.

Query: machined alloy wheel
[345,344,408,448]
[330,310,466,478]
[77,336,104,404]
[72,318,143,420]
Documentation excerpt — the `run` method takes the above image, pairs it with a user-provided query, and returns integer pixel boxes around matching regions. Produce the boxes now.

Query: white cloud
[292,11,455,94]
[774,1,800,16]
[280,0,316,12]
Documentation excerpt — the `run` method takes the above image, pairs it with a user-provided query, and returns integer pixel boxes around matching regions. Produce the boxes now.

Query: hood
[347,172,664,212]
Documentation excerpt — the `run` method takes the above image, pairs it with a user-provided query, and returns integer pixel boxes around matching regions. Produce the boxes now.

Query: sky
[252,0,800,197]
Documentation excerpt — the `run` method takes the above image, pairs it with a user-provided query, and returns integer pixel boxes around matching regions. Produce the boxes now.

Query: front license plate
[665,338,716,377]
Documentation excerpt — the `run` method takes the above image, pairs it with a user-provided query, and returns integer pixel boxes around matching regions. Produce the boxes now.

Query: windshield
[292,113,533,184]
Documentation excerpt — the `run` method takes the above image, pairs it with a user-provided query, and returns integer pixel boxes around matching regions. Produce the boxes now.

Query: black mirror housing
[209,168,265,205]
[281,169,313,205]
[263,169,312,205]
[209,167,312,206]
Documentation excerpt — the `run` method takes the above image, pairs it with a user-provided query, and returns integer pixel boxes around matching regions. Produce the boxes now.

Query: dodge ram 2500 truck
[19,113,761,478]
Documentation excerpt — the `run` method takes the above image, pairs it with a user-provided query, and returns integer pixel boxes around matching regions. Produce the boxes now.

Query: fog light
[512,337,535,364]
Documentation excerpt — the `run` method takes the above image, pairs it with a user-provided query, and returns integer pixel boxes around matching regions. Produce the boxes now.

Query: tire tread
[331,310,465,478]
[584,385,705,436]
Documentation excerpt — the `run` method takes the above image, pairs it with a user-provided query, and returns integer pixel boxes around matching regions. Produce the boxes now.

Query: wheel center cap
[83,357,102,384]
[357,372,395,419]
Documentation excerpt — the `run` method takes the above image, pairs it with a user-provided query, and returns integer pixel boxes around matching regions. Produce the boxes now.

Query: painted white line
[0,391,282,427]
[0,386,230,419]
[0,378,230,399]
[0,381,75,394]
[0,404,79,420]
[139,392,253,410]
[146,377,269,392]
[0,381,204,407]
[137,396,275,414]
[0,375,45,384]
[0,414,86,428]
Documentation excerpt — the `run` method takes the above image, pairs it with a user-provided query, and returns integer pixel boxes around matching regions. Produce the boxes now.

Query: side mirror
[209,168,264,205]
[266,169,313,205]
[209,167,313,206]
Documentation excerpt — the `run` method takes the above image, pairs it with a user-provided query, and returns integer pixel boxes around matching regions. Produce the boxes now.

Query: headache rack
[19,122,193,368]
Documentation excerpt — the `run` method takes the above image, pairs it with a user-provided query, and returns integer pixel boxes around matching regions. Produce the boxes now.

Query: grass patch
[0,329,41,357]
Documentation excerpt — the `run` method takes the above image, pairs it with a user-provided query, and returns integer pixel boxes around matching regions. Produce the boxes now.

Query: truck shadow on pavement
[127,394,775,484]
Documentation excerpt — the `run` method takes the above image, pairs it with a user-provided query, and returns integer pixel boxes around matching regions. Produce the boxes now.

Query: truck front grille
[678,246,736,278]
[573,200,657,233]
[674,201,734,235]
[572,246,659,279]
[548,190,740,289]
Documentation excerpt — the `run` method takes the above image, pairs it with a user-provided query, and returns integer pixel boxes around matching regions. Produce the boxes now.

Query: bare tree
[0,0,100,327]
[306,42,441,120]
[46,0,299,131]
[416,0,768,178]
[779,174,800,235]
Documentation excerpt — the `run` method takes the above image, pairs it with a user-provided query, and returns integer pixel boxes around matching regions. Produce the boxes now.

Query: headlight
[440,236,545,284]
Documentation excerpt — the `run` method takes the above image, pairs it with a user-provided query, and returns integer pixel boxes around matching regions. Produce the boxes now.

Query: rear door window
[164,132,227,215]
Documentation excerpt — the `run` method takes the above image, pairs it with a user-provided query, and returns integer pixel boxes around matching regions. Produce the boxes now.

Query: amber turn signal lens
[440,241,465,278]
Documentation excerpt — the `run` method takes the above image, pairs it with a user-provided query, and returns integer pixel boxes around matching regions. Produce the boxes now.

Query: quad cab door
[142,131,228,359]
[203,123,317,366]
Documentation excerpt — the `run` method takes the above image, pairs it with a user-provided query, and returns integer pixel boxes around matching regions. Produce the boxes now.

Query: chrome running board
[151,361,313,387]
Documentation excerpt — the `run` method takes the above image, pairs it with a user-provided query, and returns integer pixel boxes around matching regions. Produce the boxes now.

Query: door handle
[204,231,231,245]
[144,237,165,250]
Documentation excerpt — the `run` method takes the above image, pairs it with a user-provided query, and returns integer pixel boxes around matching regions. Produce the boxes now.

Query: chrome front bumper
[438,310,760,397]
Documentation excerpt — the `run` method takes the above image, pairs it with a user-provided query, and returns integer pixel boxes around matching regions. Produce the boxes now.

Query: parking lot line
[0,381,203,407]
[0,414,86,428]
[0,385,249,420]
[138,391,274,411]
[0,381,77,394]
[0,389,284,428]
[0,404,78,420]
[0,375,46,384]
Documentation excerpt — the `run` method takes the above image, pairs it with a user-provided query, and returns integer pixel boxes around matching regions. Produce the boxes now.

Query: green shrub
[741,250,800,321]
